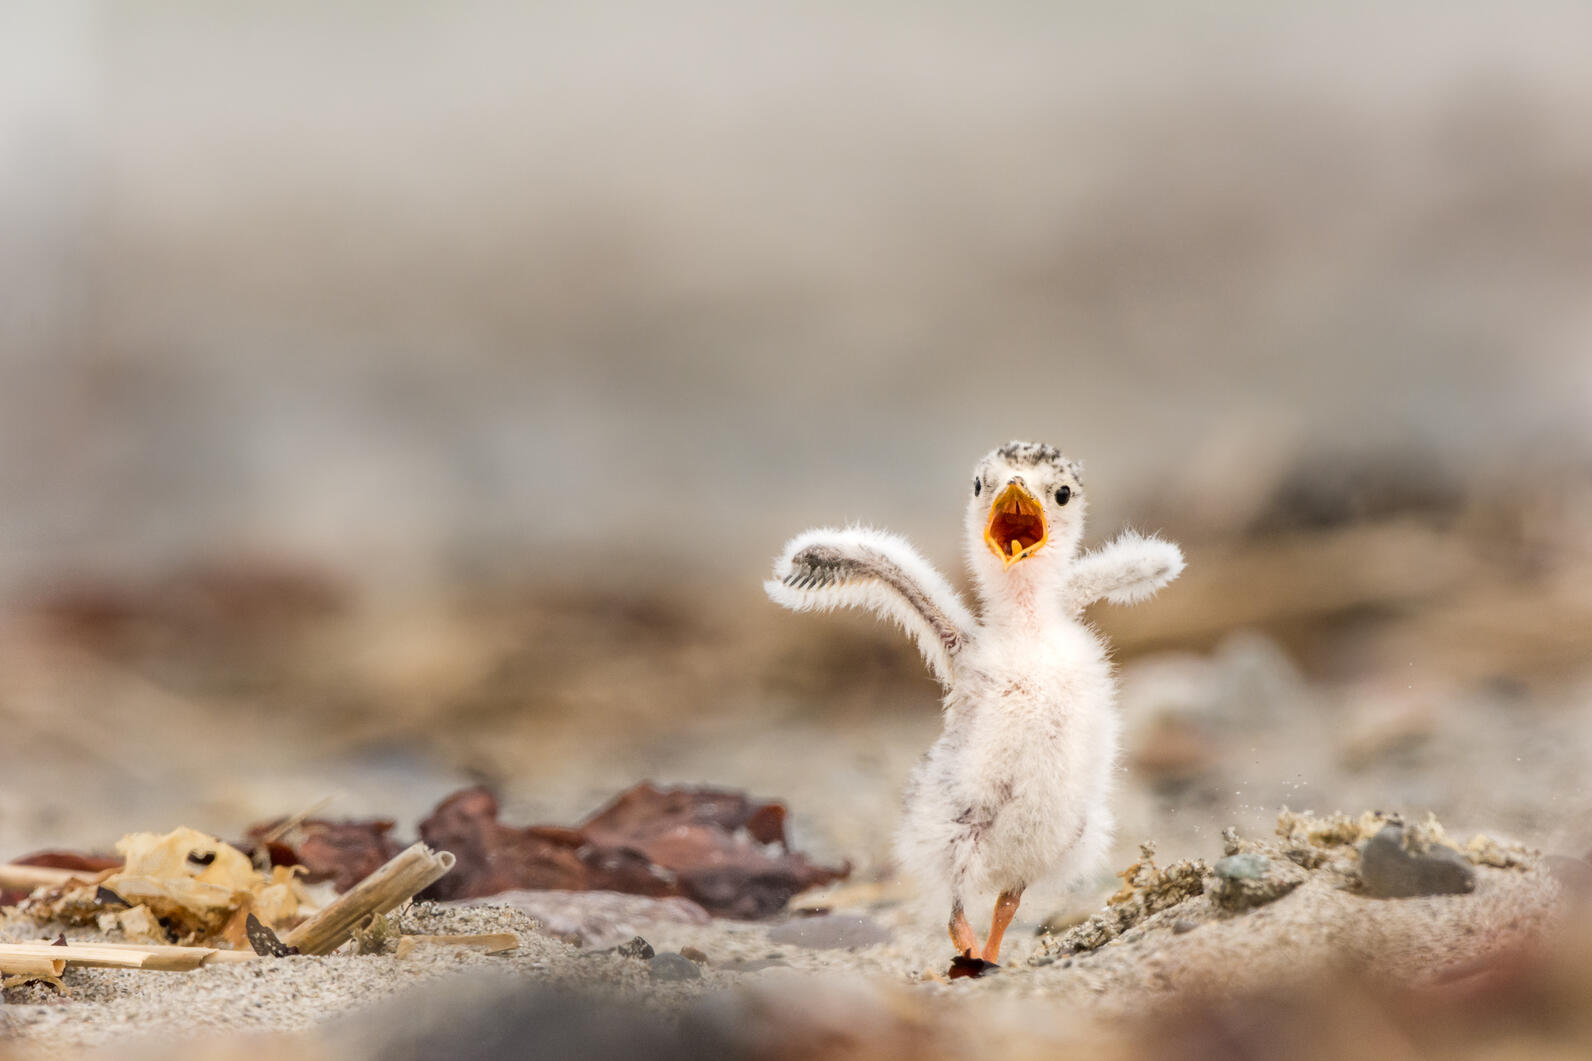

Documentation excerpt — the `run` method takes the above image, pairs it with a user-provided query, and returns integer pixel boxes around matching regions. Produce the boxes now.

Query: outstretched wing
[765,526,975,687]
[1064,529,1184,612]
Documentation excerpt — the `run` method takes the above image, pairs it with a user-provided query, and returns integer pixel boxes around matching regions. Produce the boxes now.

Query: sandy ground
[0,816,1570,1059]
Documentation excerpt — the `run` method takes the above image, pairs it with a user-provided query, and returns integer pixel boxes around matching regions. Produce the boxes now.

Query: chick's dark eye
[1055,485,1071,506]
[973,478,982,497]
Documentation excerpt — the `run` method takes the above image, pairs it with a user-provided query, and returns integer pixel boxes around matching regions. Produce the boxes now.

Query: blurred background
[2,1,1590,897]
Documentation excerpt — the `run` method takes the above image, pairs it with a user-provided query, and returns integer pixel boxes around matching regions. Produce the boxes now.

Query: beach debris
[394,933,518,959]
[766,913,891,950]
[647,951,702,981]
[282,842,455,956]
[417,787,673,902]
[1033,843,1207,964]
[98,902,167,945]
[474,890,710,950]
[351,911,404,955]
[247,816,403,892]
[1467,834,1529,870]
[578,782,850,918]
[0,941,256,972]
[1038,811,1533,967]
[0,853,121,906]
[1,971,67,995]
[418,782,847,919]
[245,913,299,957]
[1359,824,1476,898]
[13,828,314,946]
[0,950,67,979]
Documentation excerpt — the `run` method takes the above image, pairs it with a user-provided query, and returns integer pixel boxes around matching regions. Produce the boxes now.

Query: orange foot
[980,887,1025,964]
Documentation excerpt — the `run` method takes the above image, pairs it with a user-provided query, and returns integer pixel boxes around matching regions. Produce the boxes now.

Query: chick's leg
[948,901,977,956]
[980,888,1024,963]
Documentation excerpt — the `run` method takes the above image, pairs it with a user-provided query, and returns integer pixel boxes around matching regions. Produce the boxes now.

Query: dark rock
[766,914,891,950]
[614,936,655,960]
[648,952,703,981]
[1358,824,1476,898]
[1213,853,1269,880]
[1173,918,1198,934]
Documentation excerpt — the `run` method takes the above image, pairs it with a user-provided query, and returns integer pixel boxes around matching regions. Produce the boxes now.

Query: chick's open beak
[984,481,1048,567]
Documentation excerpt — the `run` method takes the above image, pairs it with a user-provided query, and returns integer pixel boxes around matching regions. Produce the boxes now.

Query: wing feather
[765,526,974,687]
[1064,530,1184,612]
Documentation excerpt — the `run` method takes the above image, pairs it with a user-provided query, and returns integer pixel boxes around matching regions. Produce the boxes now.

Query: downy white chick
[765,440,1183,964]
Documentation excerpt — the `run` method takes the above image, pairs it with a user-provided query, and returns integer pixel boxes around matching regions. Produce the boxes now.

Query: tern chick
[766,440,1183,965]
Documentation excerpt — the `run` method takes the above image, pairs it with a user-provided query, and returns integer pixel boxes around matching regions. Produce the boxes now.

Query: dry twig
[283,842,455,956]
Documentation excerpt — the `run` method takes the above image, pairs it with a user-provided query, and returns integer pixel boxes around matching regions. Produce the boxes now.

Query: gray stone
[1210,856,1308,912]
[1173,918,1198,934]
[1359,824,1476,899]
[1213,853,1270,880]
[647,952,703,981]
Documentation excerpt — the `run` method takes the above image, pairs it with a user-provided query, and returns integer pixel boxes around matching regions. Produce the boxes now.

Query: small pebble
[679,945,709,964]
[614,936,655,960]
[1359,824,1476,899]
[1213,853,1269,880]
[647,952,702,981]
[1173,919,1198,934]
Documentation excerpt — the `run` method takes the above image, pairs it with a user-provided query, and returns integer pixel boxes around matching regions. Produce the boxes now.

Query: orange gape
[984,481,1048,566]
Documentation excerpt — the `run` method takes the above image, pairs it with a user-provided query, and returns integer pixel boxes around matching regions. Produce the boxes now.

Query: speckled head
[967,441,1086,575]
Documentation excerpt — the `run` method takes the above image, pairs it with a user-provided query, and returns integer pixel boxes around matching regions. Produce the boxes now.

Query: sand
[0,811,1570,1060]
